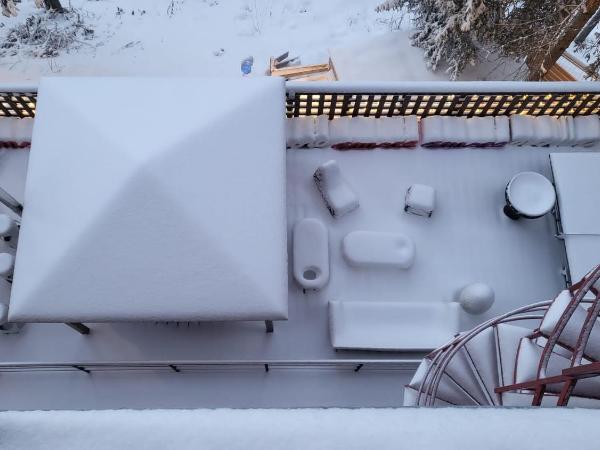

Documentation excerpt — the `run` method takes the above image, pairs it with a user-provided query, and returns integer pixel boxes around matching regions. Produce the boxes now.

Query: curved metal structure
[411,264,600,407]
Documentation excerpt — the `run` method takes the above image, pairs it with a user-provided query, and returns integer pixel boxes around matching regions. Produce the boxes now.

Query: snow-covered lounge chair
[313,160,359,218]
[329,300,460,351]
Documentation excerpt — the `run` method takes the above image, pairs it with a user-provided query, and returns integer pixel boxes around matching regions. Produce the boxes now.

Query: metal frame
[415,267,600,407]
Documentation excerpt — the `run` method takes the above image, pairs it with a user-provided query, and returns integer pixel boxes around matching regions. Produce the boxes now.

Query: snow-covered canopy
[9,77,288,322]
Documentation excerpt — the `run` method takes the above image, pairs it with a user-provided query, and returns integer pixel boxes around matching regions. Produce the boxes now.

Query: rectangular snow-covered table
[9,77,288,324]
[550,152,600,282]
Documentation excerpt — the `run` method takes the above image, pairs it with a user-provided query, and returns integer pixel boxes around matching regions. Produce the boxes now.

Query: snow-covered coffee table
[8,77,288,332]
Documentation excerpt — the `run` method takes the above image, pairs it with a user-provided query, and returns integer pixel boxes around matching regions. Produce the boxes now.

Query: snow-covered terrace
[0,79,599,410]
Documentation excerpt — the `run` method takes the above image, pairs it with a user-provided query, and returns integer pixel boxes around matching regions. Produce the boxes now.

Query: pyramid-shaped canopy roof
[9,77,288,322]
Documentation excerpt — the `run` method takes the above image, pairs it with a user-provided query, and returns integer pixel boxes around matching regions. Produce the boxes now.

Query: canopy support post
[265,320,274,333]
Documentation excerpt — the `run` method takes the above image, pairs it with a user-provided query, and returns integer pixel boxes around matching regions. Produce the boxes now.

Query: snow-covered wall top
[286,82,600,118]
[286,81,600,94]
[3,80,600,119]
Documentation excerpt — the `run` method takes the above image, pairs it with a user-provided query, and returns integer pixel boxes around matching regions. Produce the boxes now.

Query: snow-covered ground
[0,0,519,83]
[0,0,408,81]
[1,408,599,450]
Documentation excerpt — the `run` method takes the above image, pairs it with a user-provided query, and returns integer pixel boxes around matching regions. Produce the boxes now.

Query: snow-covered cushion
[493,116,510,146]
[329,300,460,351]
[510,114,535,145]
[329,117,352,148]
[313,160,359,218]
[466,117,495,147]
[0,117,34,148]
[286,116,314,148]
[420,116,445,148]
[404,115,419,147]
[293,218,329,290]
[405,184,435,217]
[313,115,329,148]
[573,115,600,146]
[375,116,404,147]
[342,230,415,269]
[348,117,377,148]
[442,117,468,147]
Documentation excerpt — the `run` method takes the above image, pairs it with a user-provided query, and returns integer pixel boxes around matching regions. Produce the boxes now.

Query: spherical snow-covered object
[458,283,495,314]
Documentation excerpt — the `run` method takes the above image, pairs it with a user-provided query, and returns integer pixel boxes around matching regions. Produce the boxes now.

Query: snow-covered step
[442,348,492,405]
[403,386,453,407]
[407,358,479,406]
[539,289,600,361]
[463,326,501,405]
[494,324,533,389]
[515,338,600,399]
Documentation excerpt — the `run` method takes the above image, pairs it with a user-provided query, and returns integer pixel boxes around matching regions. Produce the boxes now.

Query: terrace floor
[0,144,573,410]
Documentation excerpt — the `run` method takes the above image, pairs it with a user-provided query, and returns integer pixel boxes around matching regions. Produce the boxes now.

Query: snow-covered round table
[8,77,288,328]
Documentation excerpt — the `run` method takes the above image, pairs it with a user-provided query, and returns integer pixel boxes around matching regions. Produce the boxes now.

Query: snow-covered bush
[0,9,93,58]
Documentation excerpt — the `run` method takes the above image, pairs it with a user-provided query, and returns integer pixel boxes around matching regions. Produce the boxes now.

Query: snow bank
[1,408,598,450]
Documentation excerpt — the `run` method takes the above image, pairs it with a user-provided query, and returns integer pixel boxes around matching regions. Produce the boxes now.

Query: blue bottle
[241,56,254,75]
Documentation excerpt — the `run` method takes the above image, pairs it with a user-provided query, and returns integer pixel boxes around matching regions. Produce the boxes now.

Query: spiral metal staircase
[405,265,600,407]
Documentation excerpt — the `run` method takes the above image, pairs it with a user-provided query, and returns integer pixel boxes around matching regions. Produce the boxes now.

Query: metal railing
[0,359,420,374]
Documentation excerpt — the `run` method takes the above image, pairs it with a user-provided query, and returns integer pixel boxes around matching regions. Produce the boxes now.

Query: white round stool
[504,171,556,220]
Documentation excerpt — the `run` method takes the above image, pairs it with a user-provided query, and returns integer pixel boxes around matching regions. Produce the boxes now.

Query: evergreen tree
[377,0,600,80]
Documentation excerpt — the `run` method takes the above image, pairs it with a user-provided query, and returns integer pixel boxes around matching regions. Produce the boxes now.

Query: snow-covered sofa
[329,300,460,351]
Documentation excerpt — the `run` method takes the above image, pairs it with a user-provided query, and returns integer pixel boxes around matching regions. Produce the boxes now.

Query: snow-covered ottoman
[313,160,359,218]
[404,184,435,217]
[342,231,415,269]
[329,300,461,351]
[293,218,329,290]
